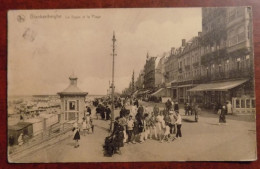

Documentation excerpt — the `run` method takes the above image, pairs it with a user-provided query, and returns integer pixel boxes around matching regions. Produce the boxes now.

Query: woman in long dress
[82,118,87,136]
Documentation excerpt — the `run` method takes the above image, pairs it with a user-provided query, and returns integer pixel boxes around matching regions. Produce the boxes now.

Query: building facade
[177,36,202,103]
[143,53,162,90]
[164,48,178,100]
[189,7,254,113]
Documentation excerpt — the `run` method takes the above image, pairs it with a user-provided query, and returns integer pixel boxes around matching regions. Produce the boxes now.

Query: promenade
[15,101,256,162]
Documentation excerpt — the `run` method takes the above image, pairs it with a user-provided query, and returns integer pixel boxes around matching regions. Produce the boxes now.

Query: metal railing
[8,121,74,158]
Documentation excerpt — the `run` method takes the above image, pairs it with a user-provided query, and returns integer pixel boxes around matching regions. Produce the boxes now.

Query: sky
[8,8,202,96]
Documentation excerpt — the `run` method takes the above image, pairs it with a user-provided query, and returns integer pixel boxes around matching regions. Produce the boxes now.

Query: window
[69,101,76,110]
[237,58,241,70]
[246,99,251,108]
[236,99,240,108]
[225,60,230,73]
[245,55,250,69]
[252,99,255,108]
[241,99,245,108]
[65,100,67,111]
[237,26,246,43]
[218,64,222,73]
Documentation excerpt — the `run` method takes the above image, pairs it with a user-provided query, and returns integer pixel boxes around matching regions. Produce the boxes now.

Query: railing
[232,97,255,114]
[8,121,75,158]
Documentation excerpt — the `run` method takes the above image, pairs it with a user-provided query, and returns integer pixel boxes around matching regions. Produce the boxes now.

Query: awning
[188,79,248,92]
[178,84,195,88]
[138,90,151,95]
[166,80,177,87]
[151,88,166,97]
[132,90,139,96]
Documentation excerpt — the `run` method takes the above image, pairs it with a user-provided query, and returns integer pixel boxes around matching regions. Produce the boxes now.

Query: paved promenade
[16,102,256,162]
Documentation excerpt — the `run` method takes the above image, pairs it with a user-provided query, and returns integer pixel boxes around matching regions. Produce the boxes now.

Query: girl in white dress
[156,111,165,141]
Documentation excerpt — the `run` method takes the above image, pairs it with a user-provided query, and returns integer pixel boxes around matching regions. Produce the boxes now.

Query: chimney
[198,32,202,37]
[182,39,186,47]
[171,47,175,55]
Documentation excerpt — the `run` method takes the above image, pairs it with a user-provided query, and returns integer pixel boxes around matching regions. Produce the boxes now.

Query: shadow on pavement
[182,118,197,123]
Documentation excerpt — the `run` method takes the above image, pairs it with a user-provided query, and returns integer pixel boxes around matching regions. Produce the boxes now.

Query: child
[156,111,165,141]
[72,123,80,148]
[126,115,135,144]
[161,123,171,143]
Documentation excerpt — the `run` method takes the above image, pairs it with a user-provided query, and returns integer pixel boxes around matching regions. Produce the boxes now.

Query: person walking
[126,115,135,144]
[165,99,172,111]
[82,118,87,136]
[72,123,80,148]
[184,103,188,116]
[219,105,227,125]
[138,115,147,143]
[153,105,160,116]
[169,110,177,134]
[105,105,111,120]
[174,102,179,112]
[194,103,200,122]
[175,111,182,139]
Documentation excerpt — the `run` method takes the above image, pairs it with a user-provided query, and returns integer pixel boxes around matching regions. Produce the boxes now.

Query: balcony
[201,48,227,66]
[227,41,250,55]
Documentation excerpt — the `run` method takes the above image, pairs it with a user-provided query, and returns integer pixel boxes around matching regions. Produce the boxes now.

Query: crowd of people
[74,96,230,155]
[103,98,183,157]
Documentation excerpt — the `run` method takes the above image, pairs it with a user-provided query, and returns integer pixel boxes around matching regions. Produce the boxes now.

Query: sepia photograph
[7,7,256,162]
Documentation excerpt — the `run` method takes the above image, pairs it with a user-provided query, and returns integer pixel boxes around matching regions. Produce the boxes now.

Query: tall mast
[110,31,117,132]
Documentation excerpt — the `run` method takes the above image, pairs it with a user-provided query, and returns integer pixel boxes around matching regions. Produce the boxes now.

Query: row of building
[131,7,255,114]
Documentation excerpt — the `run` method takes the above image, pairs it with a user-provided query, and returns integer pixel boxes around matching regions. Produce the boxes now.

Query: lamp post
[110,32,117,133]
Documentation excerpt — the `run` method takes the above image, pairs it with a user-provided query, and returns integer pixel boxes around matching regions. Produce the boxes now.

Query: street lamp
[110,32,117,133]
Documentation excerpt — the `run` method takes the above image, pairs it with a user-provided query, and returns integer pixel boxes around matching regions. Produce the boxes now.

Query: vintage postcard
[7,7,256,162]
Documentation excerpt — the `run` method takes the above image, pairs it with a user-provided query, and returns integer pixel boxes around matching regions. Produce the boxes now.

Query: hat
[86,112,90,115]
[73,122,78,128]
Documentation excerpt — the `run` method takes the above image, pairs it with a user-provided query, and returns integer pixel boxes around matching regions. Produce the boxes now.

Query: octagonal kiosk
[57,75,88,122]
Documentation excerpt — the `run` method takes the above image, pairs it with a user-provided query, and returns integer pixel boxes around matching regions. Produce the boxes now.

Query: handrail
[8,121,74,157]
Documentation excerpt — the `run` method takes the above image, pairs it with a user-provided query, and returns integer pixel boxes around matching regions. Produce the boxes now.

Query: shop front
[188,79,254,113]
